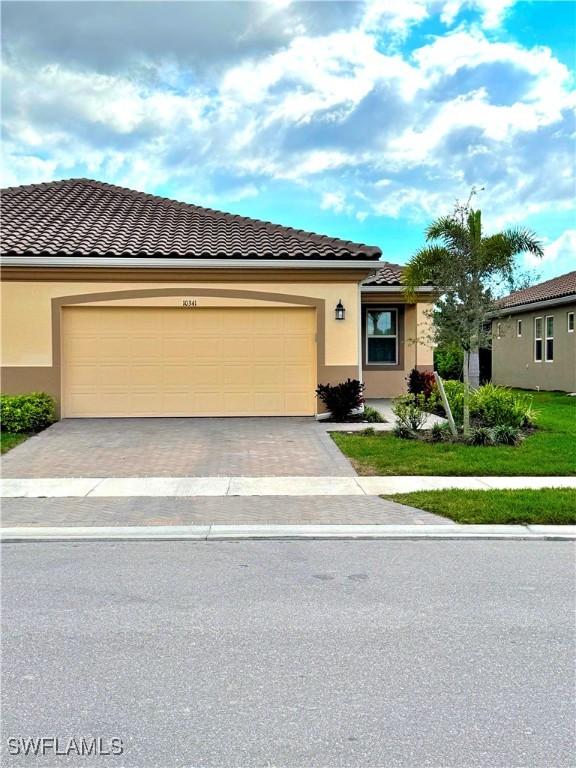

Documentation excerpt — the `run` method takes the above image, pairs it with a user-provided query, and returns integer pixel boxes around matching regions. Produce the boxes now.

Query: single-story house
[1,178,433,417]
[491,271,576,392]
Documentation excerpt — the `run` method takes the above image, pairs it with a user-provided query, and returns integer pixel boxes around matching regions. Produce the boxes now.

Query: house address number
[182,299,197,307]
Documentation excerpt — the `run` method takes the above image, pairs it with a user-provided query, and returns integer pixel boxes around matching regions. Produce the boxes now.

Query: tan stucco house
[1,179,433,417]
[491,271,576,392]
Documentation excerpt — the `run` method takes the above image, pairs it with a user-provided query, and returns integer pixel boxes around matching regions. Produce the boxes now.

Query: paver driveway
[0,418,356,478]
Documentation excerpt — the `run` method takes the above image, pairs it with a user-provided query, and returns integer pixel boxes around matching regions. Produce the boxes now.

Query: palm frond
[426,216,469,252]
[402,245,450,300]
[481,229,544,272]
[500,227,544,257]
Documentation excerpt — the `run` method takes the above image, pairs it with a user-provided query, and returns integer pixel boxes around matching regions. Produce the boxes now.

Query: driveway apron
[0,417,356,478]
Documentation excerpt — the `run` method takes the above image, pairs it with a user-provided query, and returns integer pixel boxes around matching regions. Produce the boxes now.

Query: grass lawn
[332,391,576,476]
[387,489,576,525]
[0,432,30,454]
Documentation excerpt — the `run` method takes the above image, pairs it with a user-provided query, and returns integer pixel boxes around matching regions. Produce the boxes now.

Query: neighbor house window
[517,319,522,337]
[366,309,398,364]
[568,312,574,333]
[534,317,543,362]
[545,316,554,362]
[496,322,502,338]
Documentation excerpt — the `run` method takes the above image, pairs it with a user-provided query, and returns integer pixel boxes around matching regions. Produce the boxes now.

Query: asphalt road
[1,540,574,768]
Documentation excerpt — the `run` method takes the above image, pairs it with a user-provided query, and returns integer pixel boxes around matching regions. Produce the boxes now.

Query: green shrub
[430,422,446,442]
[361,426,377,437]
[393,423,417,440]
[363,405,385,423]
[0,392,56,434]
[316,379,365,422]
[471,383,536,428]
[439,381,536,429]
[492,425,523,446]
[434,344,463,380]
[467,426,494,446]
[441,380,465,424]
[393,395,427,434]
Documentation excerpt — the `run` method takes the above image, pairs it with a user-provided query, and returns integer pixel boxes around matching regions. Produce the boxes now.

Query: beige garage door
[61,306,316,417]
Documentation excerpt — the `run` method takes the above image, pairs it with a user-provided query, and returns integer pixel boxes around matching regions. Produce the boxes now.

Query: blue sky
[2,1,575,279]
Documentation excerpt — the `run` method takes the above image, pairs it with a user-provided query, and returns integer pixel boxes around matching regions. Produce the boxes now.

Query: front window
[545,316,554,362]
[534,317,543,362]
[366,309,398,364]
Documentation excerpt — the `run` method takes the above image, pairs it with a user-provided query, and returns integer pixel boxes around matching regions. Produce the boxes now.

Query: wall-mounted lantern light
[335,299,346,321]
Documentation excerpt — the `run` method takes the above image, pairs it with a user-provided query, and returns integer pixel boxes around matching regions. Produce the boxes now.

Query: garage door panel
[285,392,313,414]
[284,364,313,387]
[189,365,222,387]
[62,306,316,417]
[94,336,131,361]
[253,336,283,359]
[129,366,164,386]
[130,336,163,360]
[96,365,133,386]
[284,337,314,361]
[176,336,220,361]
[253,365,283,386]
[221,337,255,360]
[258,392,284,412]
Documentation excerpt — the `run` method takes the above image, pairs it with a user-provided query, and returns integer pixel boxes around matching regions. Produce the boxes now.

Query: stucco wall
[492,302,576,392]
[1,279,360,365]
[1,278,364,410]
[1,278,436,406]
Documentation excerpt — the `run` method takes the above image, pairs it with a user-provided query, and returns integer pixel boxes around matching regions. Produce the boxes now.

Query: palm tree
[403,204,543,434]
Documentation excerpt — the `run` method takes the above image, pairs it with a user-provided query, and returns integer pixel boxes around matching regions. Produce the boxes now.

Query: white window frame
[568,312,574,333]
[545,315,554,362]
[365,308,398,366]
[517,319,522,338]
[534,316,543,362]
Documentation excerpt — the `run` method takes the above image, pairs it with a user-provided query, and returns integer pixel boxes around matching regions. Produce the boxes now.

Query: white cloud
[441,0,516,29]
[1,0,573,250]
[360,0,430,38]
[321,191,348,213]
[525,229,576,269]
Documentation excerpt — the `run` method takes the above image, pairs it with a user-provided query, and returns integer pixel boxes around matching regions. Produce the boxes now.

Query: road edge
[1,524,575,542]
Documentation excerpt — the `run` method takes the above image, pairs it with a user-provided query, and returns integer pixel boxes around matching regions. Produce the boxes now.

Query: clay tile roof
[362,262,404,286]
[498,271,576,309]
[0,178,382,261]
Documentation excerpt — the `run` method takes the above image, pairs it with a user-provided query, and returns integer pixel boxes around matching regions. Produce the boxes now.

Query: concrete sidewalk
[1,475,575,497]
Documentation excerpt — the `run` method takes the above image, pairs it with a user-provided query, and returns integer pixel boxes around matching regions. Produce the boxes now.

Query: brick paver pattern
[0,496,450,527]
[1,418,355,478]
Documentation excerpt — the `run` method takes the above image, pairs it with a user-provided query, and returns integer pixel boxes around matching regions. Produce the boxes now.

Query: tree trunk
[463,349,471,437]
[469,347,480,389]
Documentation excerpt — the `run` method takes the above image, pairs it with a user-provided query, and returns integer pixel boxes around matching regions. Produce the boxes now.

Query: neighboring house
[491,271,576,392]
[0,179,433,417]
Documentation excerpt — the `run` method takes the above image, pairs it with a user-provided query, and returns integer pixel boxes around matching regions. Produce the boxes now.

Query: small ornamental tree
[403,196,543,436]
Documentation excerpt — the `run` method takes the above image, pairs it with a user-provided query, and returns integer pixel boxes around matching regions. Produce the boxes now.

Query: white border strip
[1,524,574,542]
[1,256,381,270]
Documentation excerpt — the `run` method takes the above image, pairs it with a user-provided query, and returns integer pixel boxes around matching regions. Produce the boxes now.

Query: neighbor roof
[362,262,404,286]
[1,178,382,261]
[498,271,576,309]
